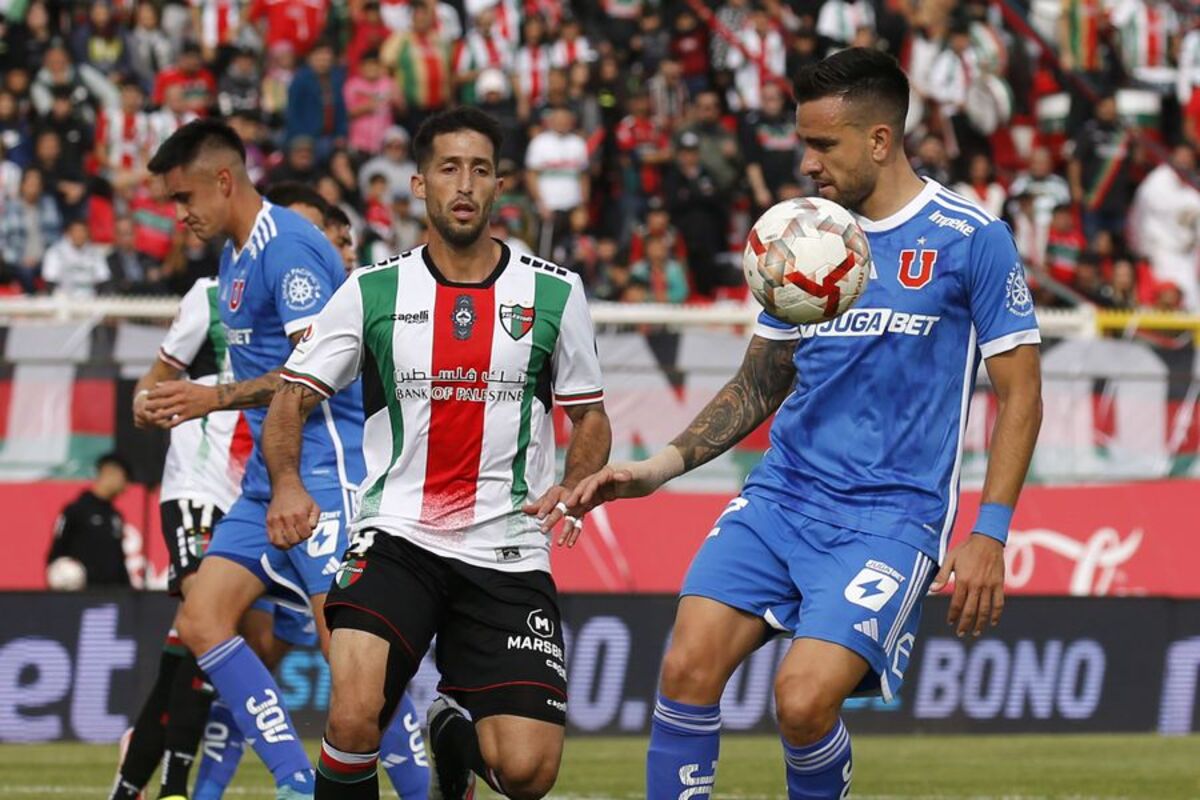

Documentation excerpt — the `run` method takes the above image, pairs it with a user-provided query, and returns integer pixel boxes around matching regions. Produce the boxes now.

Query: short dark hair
[265,181,330,214]
[412,106,504,170]
[325,205,351,228]
[793,47,909,132]
[96,452,132,478]
[148,118,246,175]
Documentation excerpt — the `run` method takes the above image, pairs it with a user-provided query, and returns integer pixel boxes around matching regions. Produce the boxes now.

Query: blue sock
[196,637,313,793]
[193,701,245,800]
[379,694,430,800]
[646,695,720,800]
[782,718,853,800]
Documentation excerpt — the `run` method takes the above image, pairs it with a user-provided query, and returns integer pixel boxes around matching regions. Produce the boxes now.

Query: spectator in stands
[727,8,787,112]
[476,70,525,163]
[599,0,643,52]
[95,81,153,192]
[670,9,709,97]
[453,6,514,105]
[268,135,321,186]
[1,167,61,293]
[526,105,590,255]
[554,205,601,285]
[817,0,876,47]
[712,0,751,71]
[218,48,263,118]
[664,130,727,296]
[551,16,595,70]
[742,81,799,214]
[149,83,200,153]
[1046,203,1087,287]
[531,69,575,132]
[1073,253,1114,307]
[31,41,117,122]
[0,90,32,168]
[632,11,670,75]
[648,58,688,133]
[0,140,20,215]
[31,129,87,223]
[593,242,634,301]
[566,61,603,137]
[514,14,552,122]
[246,0,328,59]
[37,86,91,179]
[326,149,365,212]
[911,133,952,185]
[152,43,216,116]
[1108,256,1139,309]
[359,125,419,214]
[1129,142,1200,309]
[384,2,453,132]
[391,193,425,253]
[1008,145,1072,252]
[677,90,740,195]
[46,453,132,589]
[285,39,346,158]
[227,111,267,186]
[346,0,391,77]
[127,1,174,93]
[495,158,538,247]
[8,2,60,79]
[953,152,1007,219]
[631,236,689,304]
[129,179,176,263]
[72,0,131,77]
[787,29,823,85]
[1153,280,1184,311]
[42,218,109,298]
[260,42,297,128]
[1069,93,1137,240]
[104,216,160,295]
[629,197,686,266]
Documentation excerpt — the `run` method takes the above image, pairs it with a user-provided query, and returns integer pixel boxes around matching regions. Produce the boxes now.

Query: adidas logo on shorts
[853,618,879,642]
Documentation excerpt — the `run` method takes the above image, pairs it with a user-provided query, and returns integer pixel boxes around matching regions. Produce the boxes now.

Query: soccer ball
[743,197,873,325]
[47,557,87,591]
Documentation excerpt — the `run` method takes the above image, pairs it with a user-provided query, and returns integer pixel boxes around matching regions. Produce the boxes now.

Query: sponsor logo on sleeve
[1005,263,1035,317]
[283,267,321,311]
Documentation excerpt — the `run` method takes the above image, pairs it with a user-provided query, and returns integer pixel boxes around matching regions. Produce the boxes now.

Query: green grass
[1,735,1198,799]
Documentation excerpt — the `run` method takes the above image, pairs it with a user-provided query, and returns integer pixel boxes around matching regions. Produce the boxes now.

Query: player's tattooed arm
[525,401,612,545]
[263,381,325,549]
[214,370,284,410]
[670,335,797,471]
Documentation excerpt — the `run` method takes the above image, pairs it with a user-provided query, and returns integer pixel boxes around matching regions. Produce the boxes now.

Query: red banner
[6,480,1194,597]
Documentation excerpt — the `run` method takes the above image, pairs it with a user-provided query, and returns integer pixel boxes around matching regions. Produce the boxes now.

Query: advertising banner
[3,592,1198,742]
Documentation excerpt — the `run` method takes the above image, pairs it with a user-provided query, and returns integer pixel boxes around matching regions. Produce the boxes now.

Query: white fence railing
[0,294,1099,337]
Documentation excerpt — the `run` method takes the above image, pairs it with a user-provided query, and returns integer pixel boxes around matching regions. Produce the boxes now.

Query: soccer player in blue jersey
[140,120,423,800]
[564,48,1043,799]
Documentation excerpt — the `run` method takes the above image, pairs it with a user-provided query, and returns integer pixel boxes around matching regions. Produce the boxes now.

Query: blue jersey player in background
[564,49,1043,799]
[142,120,426,800]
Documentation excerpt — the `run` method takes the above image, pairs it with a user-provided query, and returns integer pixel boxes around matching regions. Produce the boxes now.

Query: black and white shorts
[160,499,223,596]
[325,532,567,726]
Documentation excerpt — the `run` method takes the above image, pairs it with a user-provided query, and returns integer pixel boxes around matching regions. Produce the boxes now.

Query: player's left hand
[144,381,219,428]
[523,485,586,547]
[929,533,1006,638]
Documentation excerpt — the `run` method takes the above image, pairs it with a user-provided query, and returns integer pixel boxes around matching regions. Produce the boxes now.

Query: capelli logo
[391,310,430,324]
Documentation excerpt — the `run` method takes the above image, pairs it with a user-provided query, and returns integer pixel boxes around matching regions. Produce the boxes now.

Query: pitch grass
[1,734,1198,799]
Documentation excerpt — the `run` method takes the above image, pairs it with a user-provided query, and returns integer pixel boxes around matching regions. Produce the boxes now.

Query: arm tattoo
[670,336,797,472]
[215,369,283,410]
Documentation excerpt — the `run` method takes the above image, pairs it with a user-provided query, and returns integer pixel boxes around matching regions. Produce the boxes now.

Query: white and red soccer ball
[743,197,873,326]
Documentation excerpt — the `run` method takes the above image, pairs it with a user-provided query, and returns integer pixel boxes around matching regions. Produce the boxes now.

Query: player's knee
[325,700,383,754]
[176,601,228,656]
[659,644,725,703]
[495,752,559,800]
[774,674,841,746]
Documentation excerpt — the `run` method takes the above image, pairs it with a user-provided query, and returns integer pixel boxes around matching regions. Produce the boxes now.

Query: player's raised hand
[266,481,320,550]
[144,381,218,428]
[523,484,586,547]
[929,533,1006,638]
[564,455,676,514]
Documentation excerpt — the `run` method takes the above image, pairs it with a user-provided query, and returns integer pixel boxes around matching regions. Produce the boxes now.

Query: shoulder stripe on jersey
[264,209,278,238]
[159,348,189,371]
[280,368,335,398]
[518,253,572,281]
[933,191,995,226]
[936,188,998,221]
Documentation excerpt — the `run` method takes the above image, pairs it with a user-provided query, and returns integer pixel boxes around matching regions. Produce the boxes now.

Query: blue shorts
[249,597,318,647]
[681,494,937,701]
[207,485,354,612]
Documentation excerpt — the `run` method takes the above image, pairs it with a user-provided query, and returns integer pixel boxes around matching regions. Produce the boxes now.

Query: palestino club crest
[228,278,246,311]
[335,558,366,589]
[499,304,536,340]
[452,294,476,340]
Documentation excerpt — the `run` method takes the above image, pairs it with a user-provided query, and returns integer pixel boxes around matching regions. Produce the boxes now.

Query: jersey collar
[229,199,273,262]
[421,239,511,288]
[855,178,941,233]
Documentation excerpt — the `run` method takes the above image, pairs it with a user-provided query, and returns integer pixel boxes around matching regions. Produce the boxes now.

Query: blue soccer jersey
[217,202,365,500]
[744,180,1040,563]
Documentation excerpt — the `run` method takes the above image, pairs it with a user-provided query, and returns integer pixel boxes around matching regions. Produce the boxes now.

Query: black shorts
[325,532,567,726]
[160,499,223,596]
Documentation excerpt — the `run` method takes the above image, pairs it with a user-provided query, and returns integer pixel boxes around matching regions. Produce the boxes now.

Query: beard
[429,202,491,248]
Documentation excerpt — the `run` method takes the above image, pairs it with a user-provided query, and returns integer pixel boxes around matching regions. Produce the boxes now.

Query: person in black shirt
[741,80,799,215]
[46,453,132,587]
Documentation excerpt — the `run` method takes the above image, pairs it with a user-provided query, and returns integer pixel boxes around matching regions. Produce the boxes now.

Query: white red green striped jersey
[281,243,604,572]
[157,278,247,512]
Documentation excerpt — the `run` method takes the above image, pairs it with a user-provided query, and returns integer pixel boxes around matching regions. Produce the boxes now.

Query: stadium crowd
[0,0,1199,309]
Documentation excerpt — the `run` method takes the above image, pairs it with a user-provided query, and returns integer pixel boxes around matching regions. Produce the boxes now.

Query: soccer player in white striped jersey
[261,107,611,800]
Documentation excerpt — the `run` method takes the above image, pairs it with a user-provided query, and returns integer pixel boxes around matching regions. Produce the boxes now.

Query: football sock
[159,655,216,797]
[315,739,379,798]
[193,701,246,800]
[110,634,186,797]
[646,695,720,800]
[430,703,503,794]
[196,637,313,793]
[379,695,431,800]
[781,717,853,799]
